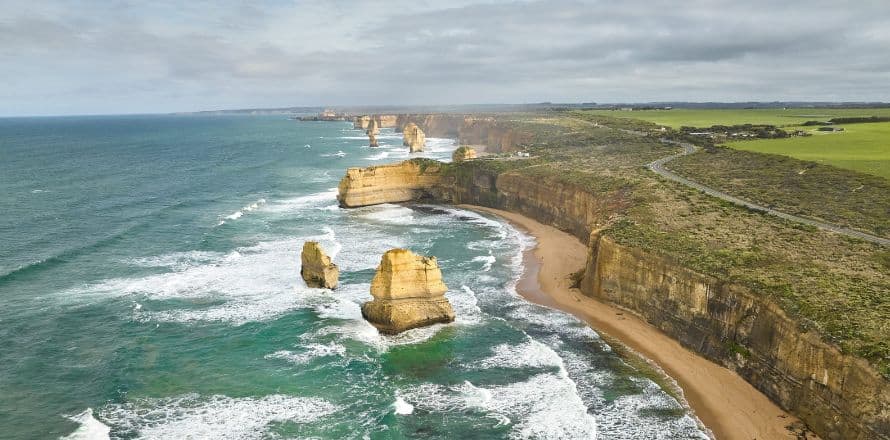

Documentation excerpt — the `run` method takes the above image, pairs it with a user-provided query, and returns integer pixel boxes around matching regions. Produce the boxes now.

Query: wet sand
[464,205,809,440]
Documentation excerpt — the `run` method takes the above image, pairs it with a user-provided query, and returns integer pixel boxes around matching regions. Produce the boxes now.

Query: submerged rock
[361,249,455,333]
[300,241,339,289]
[452,146,478,162]
[402,123,426,153]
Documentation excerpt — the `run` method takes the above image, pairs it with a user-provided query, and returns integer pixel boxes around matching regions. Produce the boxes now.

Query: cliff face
[361,248,455,334]
[580,235,890,440]
[335,158,890,440]
[336,161,442,208]
[356,114,528,154]
[354,115,399,130]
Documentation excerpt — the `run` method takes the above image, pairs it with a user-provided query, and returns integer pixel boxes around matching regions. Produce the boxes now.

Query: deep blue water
[0,115,707,439]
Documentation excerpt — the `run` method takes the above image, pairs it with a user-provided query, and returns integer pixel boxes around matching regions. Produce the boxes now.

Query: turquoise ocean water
[0,115,708,439]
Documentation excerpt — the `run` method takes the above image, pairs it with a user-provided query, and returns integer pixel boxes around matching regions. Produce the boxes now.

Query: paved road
[648,140,890,247]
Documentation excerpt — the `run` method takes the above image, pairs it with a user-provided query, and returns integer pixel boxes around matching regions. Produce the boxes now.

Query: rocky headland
[361,248,455,334]
[300,241,339,289]
[335,113,890,440]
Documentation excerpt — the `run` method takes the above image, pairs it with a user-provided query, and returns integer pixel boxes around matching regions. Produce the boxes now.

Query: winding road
[648,140,890,247]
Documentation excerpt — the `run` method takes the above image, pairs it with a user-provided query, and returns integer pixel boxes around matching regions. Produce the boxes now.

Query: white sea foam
[393,396,414,415]
[265,342,347,364]
[60,408,110,440]
[472,255,496,272]
[99,394,338,440]
[366,150,390,161]
[401,373,596,440]
[354,204,415,225]
[472,339,564,370]
[264,189,338,213]
[217,198,267,225]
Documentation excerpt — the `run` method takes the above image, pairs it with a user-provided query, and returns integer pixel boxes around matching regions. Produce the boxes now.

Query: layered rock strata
[300,241,339,289]
[402,123,426,152]
[337,160,442,208]
[361,249,455,334]
[336,158,889,439]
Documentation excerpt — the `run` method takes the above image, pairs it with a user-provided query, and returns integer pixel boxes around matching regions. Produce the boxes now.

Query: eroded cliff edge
[337,158,890,440]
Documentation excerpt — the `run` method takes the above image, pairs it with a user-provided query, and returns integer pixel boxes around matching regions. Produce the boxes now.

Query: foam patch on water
[99,394,338,439]
[60,408,110,440]
[472,255,496,272]
[393,396,414,415]
[217,198,266,226]
[265,342,347,364]
[401,373,596,439]
[472,339,564,370]
[127,251,224,271]
[65,230,345,324]
[353,204,415,225]
[366,150,390,161]
[265,189,338,213]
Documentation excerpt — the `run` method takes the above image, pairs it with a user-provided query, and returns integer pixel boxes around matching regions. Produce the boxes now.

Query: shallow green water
[0,115,707,439]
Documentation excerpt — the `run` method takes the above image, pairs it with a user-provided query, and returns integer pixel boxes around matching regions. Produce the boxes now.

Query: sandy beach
[464,205,810,440]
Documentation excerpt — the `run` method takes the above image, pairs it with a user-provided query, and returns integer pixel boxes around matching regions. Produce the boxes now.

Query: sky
[1,0,889,116]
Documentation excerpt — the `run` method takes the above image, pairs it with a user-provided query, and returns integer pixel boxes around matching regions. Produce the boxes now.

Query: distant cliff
[354,114,531,153]
[336,158,890,440]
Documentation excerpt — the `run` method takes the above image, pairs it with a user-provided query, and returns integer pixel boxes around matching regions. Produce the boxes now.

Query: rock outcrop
[300,242,339,289]
[336,157,890,439]
[451,146,477,162]
[366,119,380,148]
[361,249,455,334]
[337,160,443,208]
[402,123,426,152]
[355,115,398,130]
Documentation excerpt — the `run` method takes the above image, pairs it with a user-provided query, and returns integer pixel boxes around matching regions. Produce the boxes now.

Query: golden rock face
[402,123,426,152]
[336,160,443,208]
[300,241,339,289]
[362,248,455,334]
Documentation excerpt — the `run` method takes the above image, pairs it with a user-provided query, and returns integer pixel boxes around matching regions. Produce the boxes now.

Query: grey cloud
[0,0,888,115]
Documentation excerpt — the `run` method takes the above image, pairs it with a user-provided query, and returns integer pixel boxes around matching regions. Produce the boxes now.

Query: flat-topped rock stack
[300,241,339,289]
[361,249,455,334]
[402,123,426,152]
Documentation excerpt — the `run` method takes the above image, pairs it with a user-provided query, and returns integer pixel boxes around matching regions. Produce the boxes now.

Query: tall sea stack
[361,249,455,334]
[300,242,339,289]
[402,123,426,152]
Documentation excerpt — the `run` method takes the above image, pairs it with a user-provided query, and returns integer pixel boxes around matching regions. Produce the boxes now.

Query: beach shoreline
[462,204,811,440]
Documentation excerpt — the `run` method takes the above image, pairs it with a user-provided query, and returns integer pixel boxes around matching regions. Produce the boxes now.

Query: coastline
[463,205,811,440]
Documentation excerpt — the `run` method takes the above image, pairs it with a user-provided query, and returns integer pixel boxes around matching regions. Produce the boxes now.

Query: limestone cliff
[300,241,339,289]
[402,123,426,152]
[336,160,443,208]
[452,146,477,162]
[580,234,890,440]
[355,114,399,130]
[458,118,532,153]
[361,249,455,334]
[335,158,890,439]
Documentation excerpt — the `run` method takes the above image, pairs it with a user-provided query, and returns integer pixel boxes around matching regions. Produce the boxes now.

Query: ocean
[0,115,708,439]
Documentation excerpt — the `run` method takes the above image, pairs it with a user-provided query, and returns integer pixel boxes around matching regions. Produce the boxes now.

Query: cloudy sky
[2,0,889,116]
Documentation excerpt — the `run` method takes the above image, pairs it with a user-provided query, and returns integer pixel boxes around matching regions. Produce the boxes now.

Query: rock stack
[402,123,426,153]
[452,146,477,162]
[300,242,339,289]
[361,249,455,334]
[367,119,380,148]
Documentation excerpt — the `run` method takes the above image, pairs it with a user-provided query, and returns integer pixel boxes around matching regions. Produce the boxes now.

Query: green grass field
[726,122,890,179]
[579,108,890,179]
[581,108,890,128]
